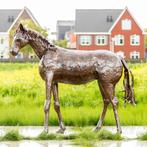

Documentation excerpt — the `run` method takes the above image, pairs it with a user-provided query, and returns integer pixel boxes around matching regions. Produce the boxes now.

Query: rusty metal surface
[11,24,135,134]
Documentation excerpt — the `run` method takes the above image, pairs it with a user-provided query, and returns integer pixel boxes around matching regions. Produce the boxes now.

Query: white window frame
[114,35,124,46]
[130,51,140,59]
[79,36,92,46]
[130,35,140,46]
[95,36,108,46]
[122,19,132,30]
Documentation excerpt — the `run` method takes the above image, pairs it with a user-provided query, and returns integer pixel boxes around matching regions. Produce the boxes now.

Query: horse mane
[25,28,57,51]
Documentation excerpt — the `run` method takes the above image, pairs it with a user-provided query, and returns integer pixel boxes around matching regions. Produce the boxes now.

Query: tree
[9,19,48,59]
[54,39,67,48]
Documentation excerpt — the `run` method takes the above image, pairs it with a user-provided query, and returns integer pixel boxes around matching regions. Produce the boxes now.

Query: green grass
[0,128,122,143]
[73,128,122,147]
[97,129,122,140]
[0,130,23,141]
[37,132,57,140]
[75,128,122,140]
[0,62,146,126]
[37,131,77,140]
[138,133,147,140]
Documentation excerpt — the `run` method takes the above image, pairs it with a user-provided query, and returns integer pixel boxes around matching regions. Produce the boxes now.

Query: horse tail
[120,58,136,105]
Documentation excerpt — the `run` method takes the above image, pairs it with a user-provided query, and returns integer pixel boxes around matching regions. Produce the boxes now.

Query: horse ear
[19,23,25,32]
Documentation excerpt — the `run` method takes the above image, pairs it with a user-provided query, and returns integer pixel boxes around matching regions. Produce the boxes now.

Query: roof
[57,20,75,26]
[0,9,21,32]
[75,9,123,33]
[0,7,40,32]
[23,7,40,26]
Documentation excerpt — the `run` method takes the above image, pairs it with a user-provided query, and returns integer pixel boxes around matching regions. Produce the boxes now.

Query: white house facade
[0,32,9,59]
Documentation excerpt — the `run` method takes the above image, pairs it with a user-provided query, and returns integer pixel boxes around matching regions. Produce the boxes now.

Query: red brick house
[75,8,145,59]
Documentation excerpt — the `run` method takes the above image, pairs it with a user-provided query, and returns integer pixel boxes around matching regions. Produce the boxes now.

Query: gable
[8,7,40,32]
[10,9,36,31]
[0,9,21,32]
[75,9,123,33]
[110,9,143,33]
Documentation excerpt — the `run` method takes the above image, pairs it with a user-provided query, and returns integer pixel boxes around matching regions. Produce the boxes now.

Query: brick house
[75,7,145,59]
[0,7,39,59]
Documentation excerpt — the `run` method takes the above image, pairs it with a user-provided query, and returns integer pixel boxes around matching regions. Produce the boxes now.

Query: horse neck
[29,39,46,59]
[26,30,55,59]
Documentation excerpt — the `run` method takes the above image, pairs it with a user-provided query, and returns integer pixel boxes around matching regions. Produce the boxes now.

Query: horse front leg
[52,83,66,133]
[44,71,54,133]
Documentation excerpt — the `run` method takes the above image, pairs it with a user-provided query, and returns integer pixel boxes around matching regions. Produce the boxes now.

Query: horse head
[11,24,29,56]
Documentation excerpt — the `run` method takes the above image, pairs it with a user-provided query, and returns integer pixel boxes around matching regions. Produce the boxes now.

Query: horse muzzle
[10,48,19,56]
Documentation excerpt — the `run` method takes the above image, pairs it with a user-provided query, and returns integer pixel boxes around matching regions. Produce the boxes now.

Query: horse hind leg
[94,81,122,134]
[111,96,122,134]
[94,81,110,132]
[107,83,122,134]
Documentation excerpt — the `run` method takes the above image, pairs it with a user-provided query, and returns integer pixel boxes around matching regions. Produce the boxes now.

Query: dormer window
[122,19,132,30]
[8,16,14,23]
[106,16,113,22]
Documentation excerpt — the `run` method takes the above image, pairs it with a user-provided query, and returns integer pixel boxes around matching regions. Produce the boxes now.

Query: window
[0,52,3,59]
[95,36,108,45]
[114,35,124,45]
[122,19,132,30]
[80,36,92,46]
[0,38,4,44]
[8,16,14,23]
[106,16,113,22]
[130,51,140,59]
[29,54,36,59]
[130,35,140,45]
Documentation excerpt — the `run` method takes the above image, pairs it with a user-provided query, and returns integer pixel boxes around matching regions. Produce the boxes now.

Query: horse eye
[16,39,21,42]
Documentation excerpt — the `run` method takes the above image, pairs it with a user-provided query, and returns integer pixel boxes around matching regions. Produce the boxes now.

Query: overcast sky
[1,0,147,32]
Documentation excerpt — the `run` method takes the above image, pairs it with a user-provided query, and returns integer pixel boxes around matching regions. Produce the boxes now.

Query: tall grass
[73,128,122,147]
[0,128,121,142]
[1,130,23,141]
[0,62,146,126]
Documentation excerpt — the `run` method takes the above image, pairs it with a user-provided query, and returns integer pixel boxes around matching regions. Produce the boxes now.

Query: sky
[1,0,147,33]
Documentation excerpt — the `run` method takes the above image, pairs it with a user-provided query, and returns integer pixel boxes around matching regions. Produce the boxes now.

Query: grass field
[0,62,146,126]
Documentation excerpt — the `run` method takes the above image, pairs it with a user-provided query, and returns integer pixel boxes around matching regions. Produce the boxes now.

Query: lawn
[0,62,146,126]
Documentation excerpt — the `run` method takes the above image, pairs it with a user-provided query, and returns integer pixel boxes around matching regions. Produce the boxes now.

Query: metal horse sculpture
[11,24,135,134]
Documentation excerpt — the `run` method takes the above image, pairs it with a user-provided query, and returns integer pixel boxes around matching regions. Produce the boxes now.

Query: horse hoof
[44,127,49,133]
[56,128,66,134]
[93,127,101,132]
[117,130,122,134]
